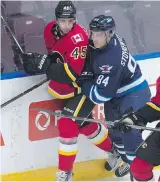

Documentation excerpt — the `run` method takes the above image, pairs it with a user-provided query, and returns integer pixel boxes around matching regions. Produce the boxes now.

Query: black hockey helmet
[89,15,116,35]
[55,1,76,19]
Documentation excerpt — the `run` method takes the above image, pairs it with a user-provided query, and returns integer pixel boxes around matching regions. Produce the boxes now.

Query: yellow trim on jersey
[48,86,74,99]
[77,87,82,94]
[72,81,79,88]
[147,102,160,111]
[73,95,86,117]
[72,82,81,93]
[64,63,76,82]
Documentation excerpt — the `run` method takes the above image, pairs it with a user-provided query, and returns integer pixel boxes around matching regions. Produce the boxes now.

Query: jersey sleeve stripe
[147,102,160,111]
[117,76,146,94]
[89,85,98,104]
[64,63,76,81]
[94,86,111,102]
[73,95,86,117]
[89,85,111,104]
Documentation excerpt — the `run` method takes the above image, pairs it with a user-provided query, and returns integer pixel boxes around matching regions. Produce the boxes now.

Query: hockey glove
[22,53,51,74]
[109,114,136,133]
[118,113,138,133]
[76,71,94,87]
[118,112,145,133]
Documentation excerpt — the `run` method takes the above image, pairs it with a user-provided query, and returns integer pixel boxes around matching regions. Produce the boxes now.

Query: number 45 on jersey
[70,46,87,60]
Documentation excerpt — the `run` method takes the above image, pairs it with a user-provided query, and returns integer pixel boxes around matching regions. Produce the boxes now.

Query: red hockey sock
[58,117,79,171]
[59,154,77,171]
[130,157,154,181]
[80,123,112,151]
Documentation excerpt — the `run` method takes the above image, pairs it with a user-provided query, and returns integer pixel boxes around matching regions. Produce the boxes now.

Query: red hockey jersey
[135,76,160,125]
[44,21,88,99]
[151,76,160,106]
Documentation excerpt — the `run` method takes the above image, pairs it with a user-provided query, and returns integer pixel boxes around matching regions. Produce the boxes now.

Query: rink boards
[0,53,160,181]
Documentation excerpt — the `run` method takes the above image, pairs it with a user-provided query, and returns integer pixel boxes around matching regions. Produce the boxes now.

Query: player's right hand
[110,113,139,133]
[118,112,145,133]
[118,114,136,133]
[121,114,136,125]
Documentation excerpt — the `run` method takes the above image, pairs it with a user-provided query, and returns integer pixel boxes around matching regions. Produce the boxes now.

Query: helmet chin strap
[92,35,112,49]
[105,32,114,44]
[98,32,113,49]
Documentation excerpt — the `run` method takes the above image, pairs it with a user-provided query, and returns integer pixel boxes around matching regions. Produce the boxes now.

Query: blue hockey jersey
[82,33,149,104]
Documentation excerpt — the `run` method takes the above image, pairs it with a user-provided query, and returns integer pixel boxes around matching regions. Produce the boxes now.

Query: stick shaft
[1,79,48,108]
[31,108,160,132]
[1,15,24,54]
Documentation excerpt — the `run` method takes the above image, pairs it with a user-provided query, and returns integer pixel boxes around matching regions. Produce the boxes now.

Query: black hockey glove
[22,53,51,74]
[109,114,137,133]
[118,113,139,133]
[116,112,146,133]
[76,71,94,87]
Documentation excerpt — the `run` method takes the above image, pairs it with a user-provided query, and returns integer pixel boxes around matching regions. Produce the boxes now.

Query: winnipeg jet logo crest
[99,65,113,73]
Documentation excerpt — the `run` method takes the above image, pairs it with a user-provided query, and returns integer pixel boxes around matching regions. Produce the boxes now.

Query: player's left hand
[76,71,94,87]
[109,113,136,133]
[22,53,50,74]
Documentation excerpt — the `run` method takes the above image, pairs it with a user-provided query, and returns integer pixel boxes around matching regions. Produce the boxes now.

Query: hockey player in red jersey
[22,1,117,181]
[43,1,88,99]
[119,76,160,181]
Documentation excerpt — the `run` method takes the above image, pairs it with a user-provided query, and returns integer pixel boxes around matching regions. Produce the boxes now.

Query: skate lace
[118,163,129,175]
[108,150,119,167]
[56,171,68,181]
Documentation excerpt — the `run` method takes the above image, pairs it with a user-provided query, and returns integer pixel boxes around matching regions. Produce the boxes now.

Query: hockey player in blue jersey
[76,15,151,177]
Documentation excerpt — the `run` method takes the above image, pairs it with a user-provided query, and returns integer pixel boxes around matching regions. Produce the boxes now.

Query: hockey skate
[115,162,130,177]
[105,146,122,172]
[55,170,72,181]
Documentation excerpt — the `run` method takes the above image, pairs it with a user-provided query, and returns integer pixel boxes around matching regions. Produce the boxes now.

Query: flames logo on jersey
[51,51,65,64]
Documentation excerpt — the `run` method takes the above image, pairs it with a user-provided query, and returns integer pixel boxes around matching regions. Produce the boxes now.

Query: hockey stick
[130,172,134,182]
[1,79,48,108]
[1,15,24,54]
[31,108,160,132]
[1,15,48,108]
